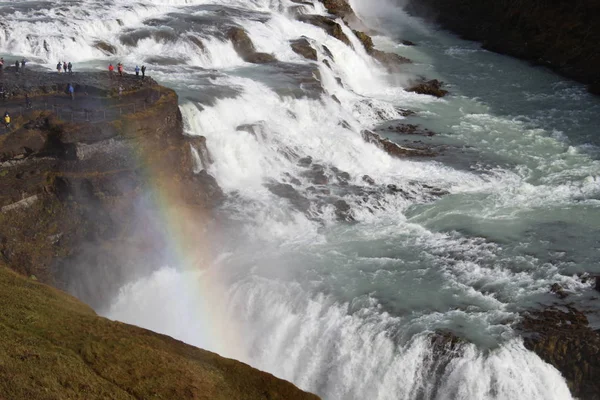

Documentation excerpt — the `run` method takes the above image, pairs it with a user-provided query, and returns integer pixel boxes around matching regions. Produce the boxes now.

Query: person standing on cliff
[108,63,114,77]
[68,83,74,100]
[14,60,19,73]
[0,58,4,72]
[21,58,26,70]
[141,65,146,80]
[135,65,140,78]
[117,63,123,77]
[4,112,10,130]
[68,62,72,73]
[57,62,62,73]
[63,61,67,73]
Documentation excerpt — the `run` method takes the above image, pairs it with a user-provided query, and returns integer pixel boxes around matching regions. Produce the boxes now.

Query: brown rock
[407,79,449,98]
[227,27,277,64]
[353,30,374,53]
[371,50,412,71]
[297,15,351,46]
[290,38,318,61]
[519,307,600,400]
[550,283,569,299]
[318,0,355,19]
[94,41,117,55]
[362,130,436,157]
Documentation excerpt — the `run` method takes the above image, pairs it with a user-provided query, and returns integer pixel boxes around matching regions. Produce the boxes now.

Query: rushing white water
[3,0,599,398]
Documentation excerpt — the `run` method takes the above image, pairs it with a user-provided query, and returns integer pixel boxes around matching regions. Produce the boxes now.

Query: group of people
[56,61,73,73]
[108,63,146,79]
[0,57,27,72]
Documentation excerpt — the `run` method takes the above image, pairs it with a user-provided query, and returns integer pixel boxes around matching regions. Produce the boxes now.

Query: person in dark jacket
[68,62,72,73]
[141,65,146,79]
[14,60,19,72]
[63,61,67,72]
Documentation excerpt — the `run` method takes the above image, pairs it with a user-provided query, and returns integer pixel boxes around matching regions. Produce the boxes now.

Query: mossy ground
[0,265,320,400]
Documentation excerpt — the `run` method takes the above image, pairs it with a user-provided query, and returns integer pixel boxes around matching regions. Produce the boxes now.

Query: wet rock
[377,123,435,137]
[94,41,117,55]
[589,83,600,96]
[301,166,329,185]
[371,50,412,72]
[407,79,449,98]
[519,307,600,399]
[401,40,416,46]
[267,182,311,212]
[550,283,569,299]
[331,94,341,104]
[298,156,313,167]
[297,15,351,46]
[362,175,375,185]
[186,135,213,171]
[322,59,332,69]
[290,38,318,61]
[227,27,277,64]
[187,35,205,51]
[353,30,374,53]
[322,45,334,59]
[362,130,437,158]
[333,199,354,222]
[318,0,355,20]
[352,29,412,71]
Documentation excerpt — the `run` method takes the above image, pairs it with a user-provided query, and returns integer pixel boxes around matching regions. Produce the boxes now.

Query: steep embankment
[405,0,600,93]
[0,265,320,400]
[0,71,222,309]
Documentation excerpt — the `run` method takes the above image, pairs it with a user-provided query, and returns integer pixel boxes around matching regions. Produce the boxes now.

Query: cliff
[405,0,600,93]
[0,71,222,309]
[0,265,319,400]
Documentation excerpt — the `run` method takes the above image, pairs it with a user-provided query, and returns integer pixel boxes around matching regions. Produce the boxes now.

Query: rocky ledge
[405,0,600,94]
[519,306,600,400]
[0,71,223,309]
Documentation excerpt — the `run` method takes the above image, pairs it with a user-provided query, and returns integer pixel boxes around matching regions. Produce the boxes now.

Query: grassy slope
[0,266,320,400]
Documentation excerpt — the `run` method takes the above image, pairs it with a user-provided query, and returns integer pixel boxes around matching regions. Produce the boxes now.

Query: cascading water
[3,0,599,399]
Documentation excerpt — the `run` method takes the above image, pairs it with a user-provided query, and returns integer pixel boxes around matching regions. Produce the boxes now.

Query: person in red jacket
[108,63,114,76]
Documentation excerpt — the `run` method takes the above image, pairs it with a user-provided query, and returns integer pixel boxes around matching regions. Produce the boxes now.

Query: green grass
[0,266,320,400]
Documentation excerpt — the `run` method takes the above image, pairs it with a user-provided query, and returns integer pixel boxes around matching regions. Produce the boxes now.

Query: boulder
[333,199,353,222]
[362,130,437,157]
[227,27,276,64]
[550,283,568,299]
[267,182,311,212]
[318,0,355,20]
[353,30,374,53]
[297,15,351,46]
[407,79,449,98]
[371,50,411,71]
[519,307,600,400]
[290,38,318,61]
[94,41,117,55]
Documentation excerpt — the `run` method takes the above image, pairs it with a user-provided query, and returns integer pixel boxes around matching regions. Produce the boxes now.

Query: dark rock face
[405,0,600,92]
[352,30,411,71]
[0,73,223,308]
[297,15,351,46]
[227,27,276,64]
[549,283,569,299]
[407,79,448,98]
[519,307,600,400]
[362,130,437,157]
[318,0,355,20]
[267,182,311,212]
[94,41,117,55]
[290,38,318,61]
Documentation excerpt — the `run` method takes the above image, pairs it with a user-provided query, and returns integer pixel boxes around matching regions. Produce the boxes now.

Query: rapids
[2,0,599,399]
